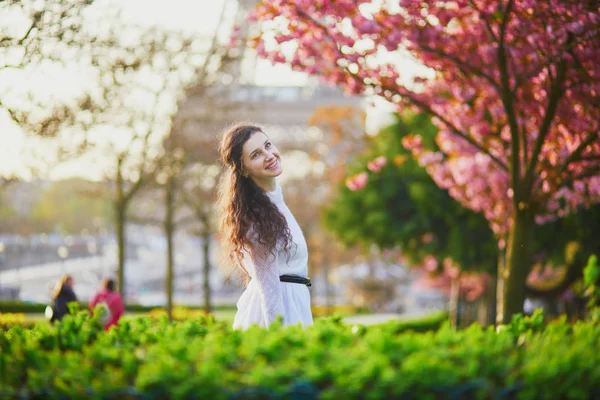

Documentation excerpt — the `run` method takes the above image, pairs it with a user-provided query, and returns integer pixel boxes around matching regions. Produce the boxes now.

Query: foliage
[0,313,35,330]
[1,311,600,399]
[583,255,600,316]
[324,113,497,273]
[246,0,600,322]
[247,0,600,235]
[0,300,235,314]
[532,204,600,263]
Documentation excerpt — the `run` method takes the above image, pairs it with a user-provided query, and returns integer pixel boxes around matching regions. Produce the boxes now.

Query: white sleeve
[248,242,284,327]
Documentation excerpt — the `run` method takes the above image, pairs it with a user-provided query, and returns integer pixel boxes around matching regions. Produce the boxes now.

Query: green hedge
[383,310,449,333]
[0,300,236,314]
[1,307,599,399]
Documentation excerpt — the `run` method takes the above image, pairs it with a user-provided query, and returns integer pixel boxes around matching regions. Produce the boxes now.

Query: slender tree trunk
[116,161,127,300]
[479,281,495,326]
[494,250,505,325]
[165,174,175,321]
[499,208,535,324]
[449,274,460,327]
[116,204,127,300]
[324,262,331,316]
[202,229,211,314]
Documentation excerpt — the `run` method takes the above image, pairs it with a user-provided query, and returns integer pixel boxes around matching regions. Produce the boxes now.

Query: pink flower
[346,172,368,191]
[367,156,387,172]
[246,0,600,241]
[423,255,438,272]
[421,232,434,244]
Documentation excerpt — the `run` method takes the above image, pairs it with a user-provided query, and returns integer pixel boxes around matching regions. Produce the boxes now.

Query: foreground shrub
[1,309,599,399]
[0,313,36,331]
[0,300,235,314]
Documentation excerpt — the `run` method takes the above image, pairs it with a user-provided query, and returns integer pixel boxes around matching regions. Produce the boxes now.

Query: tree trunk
[449,275,460,327]
[324,262,331,316]
[116,205,126,300]
[202,229,211,314]
[498,208,535,324]
[165,174,175,321]
[494,250,505,326]
[116,159,127,300]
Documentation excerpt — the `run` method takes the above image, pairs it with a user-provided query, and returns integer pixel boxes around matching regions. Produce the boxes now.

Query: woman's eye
[265,142,271,148]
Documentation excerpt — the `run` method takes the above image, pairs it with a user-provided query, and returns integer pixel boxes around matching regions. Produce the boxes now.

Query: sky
[0,0,420,181]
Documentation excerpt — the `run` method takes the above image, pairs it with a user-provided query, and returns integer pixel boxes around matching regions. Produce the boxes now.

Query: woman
[89,278,124,330]
[217,122,313,329]
[49,274,78,324]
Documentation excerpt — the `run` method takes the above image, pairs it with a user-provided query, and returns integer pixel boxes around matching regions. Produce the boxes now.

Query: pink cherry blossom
[346,171,368,191]
[245,1,600,318]
[367,156,387,172]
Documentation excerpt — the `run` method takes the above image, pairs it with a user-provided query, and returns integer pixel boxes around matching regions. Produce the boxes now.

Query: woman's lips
[266,159,279,170]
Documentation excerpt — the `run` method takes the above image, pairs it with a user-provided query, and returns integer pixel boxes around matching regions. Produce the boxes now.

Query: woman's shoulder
[265,184,283,202]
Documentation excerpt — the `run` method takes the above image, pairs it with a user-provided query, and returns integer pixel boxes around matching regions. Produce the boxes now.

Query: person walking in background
[89,278,124,330]
[49,274,78,324]
[216,122,313,330]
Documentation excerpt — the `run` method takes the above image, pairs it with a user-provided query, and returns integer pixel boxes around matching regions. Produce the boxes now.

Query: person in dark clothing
[49,274,78,323]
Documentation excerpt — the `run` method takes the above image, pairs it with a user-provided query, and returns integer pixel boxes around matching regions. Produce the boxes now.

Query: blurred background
[0,0,597,326]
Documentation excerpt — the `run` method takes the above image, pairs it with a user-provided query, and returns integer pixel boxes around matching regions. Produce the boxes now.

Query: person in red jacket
[89,278,124,330]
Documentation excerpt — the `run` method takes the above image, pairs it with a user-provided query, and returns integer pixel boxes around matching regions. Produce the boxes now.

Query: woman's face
[241,131,282,181]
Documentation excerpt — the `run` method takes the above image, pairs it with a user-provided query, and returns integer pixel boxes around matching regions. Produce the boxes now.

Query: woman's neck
[252,176,277,192]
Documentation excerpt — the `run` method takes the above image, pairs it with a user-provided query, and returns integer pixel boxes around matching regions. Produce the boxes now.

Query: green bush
[1,310,599,399]
[381,310,449,334]
[0,300,236,314]
[0,313,36,331]
[584,254,599,317]
[0,301,47,314]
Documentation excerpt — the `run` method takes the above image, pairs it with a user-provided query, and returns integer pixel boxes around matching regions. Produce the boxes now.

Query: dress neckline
[265,184,283,203]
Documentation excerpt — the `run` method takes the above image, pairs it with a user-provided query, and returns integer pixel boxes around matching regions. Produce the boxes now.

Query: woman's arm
[248,243,284,327]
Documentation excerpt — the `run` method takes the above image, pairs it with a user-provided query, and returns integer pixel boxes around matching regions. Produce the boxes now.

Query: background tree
[246,0,600,323]
[66,20,220,300]
[30,179,111,234]
[328,112,600,322]
[1,0,99,140]
[324,112,498,274]
[156,0,243,317]
[324,112,497,322]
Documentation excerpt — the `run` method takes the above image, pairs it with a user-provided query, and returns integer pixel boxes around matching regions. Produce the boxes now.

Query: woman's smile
[265,159,279,171]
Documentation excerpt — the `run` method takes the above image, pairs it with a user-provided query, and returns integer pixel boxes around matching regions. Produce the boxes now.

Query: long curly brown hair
[216,122,293,282]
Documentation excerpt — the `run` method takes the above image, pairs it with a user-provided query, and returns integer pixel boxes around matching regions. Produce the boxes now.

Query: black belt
[280,274,312,287]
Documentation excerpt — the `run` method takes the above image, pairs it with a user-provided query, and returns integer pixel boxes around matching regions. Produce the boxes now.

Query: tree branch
[294,5,509,172]
[525,261,583,298]
[496,0,524,202]
[0,100,20,125]
[390,86,509,171]
[558,167,600,193]
[558,130,600,174]
[467,0,498,42]
[515,30,600,90]
[420,45,500,89]
[523,38,570,192]
[580,155,600,162]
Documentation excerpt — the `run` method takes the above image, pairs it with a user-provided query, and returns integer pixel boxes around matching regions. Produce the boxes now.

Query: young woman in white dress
[217,122,313,329]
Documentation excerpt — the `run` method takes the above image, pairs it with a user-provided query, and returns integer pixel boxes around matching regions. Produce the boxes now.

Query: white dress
[232,185,314,330]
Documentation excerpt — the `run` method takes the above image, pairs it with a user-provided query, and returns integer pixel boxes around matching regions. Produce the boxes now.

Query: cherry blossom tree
[244,0,600,323]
